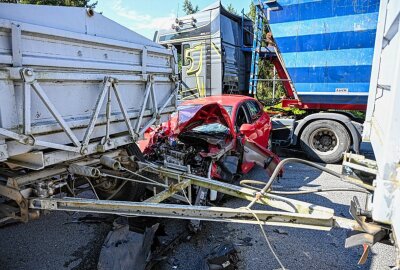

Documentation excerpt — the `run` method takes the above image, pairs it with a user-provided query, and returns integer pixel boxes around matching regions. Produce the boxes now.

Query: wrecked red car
[142,95,280,184]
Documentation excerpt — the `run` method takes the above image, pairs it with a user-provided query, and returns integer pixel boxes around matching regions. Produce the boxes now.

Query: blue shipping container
[259,0,380,109]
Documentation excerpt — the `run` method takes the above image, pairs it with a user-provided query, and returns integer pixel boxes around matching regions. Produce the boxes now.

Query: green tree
[18,0,97,8]
[247,1,256,21]
[183,0,199,15]
[226,3,237,15]
[247,2,285,105]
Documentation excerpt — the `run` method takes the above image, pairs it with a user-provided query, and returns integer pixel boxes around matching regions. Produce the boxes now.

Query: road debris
[273,229,289,236]
[98,218,158,270]
[201,242,239,270]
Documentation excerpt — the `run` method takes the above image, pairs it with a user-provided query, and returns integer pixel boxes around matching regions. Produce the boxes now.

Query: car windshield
[177,104,232,135]
[191,123,229,135]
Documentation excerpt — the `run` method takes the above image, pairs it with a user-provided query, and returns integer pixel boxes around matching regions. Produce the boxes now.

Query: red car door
[241,100,270,148]
[237,100,277,175]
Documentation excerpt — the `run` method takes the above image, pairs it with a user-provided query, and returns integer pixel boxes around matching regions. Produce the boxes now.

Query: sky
[95,0,251,39]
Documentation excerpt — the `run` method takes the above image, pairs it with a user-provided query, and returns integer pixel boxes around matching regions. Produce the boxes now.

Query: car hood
[173,102,235,136]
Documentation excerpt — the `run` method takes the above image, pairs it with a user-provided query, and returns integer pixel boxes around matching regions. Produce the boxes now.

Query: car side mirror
[239,123,254,134]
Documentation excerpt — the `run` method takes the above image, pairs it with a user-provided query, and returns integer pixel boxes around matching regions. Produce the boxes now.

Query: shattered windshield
[191,123,229,135]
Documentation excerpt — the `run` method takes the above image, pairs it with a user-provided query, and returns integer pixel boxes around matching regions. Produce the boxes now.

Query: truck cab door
[181,42,207,98]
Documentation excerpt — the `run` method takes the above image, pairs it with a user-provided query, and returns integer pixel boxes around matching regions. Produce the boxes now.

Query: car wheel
[300,120,350,164]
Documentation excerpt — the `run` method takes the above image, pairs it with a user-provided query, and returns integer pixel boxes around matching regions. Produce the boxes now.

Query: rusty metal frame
[32,197,336,230]
[0,184,29,222]
[28,160,378,233]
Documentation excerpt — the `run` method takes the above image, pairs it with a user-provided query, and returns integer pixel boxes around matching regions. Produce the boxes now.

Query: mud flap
[242,140,281,176]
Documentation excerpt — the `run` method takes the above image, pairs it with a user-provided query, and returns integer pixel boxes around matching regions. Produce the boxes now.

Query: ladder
[248,5,265,96]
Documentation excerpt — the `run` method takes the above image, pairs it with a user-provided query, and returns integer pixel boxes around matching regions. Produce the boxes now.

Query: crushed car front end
[142,102,280,185]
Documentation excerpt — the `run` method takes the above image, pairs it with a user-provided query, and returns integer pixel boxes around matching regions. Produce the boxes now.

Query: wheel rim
[309,128,339,156]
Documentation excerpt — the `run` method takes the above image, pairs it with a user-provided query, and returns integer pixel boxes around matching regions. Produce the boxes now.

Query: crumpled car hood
[173,102,235,136]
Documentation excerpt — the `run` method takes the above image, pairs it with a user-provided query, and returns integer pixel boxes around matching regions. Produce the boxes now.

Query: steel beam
[112,82,136,140]
[11,23,22,67]
[144,181,191,203]
[82,78,111,148]
[136,80,152,134]
[23,82,31,135]
[31,197,335,231]
[138,85,178,136]
[31,80,81,147]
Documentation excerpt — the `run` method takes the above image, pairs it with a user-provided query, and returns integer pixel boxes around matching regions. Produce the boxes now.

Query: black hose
[272,188,369,195]
[265,158,341,191]
[239,179,370,195]
[247,158,352,208]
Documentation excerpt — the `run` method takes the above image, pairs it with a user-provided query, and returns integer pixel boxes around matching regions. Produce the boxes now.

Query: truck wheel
[300,120,350,164]
[95,144,146,201]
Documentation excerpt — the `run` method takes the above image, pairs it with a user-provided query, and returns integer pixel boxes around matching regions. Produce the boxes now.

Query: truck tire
[300,120,350,164]
[95,143,146,201]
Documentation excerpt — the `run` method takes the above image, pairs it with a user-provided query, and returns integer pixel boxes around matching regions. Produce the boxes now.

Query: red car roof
[181,95,255,107]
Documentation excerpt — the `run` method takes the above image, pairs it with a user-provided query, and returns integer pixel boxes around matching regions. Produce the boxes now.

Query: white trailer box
[0,3,178,170]
[363,0,400,246]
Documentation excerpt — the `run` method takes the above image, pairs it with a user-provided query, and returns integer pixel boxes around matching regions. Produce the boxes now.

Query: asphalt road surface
[0,144,396,270]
